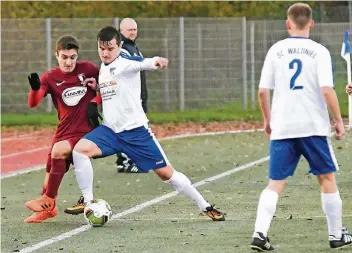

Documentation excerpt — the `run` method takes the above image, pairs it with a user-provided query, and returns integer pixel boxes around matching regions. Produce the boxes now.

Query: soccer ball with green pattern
[84,199,112,227]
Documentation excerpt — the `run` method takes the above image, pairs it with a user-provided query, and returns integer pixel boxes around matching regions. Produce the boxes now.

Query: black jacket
[120,33,148,113]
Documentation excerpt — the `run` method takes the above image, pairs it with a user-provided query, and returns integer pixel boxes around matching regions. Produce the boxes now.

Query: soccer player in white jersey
[67,26,225,221]
[250,3,352,251]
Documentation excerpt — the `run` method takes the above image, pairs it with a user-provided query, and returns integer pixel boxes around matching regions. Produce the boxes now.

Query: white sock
[321,191,342,239]
[164,170,210,211]
[72,150,94,203]
[253,188,279,237]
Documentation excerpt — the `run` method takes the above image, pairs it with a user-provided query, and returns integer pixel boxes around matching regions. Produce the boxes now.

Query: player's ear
[309,20,315,29]
[285,19,291,30]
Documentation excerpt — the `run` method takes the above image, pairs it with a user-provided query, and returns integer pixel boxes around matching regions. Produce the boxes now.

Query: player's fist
[155,57,168,69]
[263,121,271,137]
[28,73,41,91]
[82,77,98,90]
[345,83,352,95]
[334,119,345,140]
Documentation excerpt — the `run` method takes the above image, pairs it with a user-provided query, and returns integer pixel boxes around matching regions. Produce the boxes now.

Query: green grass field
[1,131,352,253]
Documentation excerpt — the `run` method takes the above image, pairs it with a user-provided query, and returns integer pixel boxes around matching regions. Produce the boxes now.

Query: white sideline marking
[1,165,46,179]
[1,129,261,179]
[18,157,269,253]
[0,146,50,159]
[0,131,43,142]
[159,129,262,141]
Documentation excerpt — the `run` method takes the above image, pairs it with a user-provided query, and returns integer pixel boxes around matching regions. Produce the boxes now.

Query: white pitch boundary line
[1,165,46,179]
[0,146,50,159]
[18,156,270,253]
[0,131,43,142]
[1,129,261,179]
[115,214,352,221]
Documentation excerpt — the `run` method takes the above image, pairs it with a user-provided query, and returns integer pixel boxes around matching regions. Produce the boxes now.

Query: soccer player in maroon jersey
[24,35,101,223]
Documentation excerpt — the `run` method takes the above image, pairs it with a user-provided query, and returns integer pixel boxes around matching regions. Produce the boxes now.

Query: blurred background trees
[2,1,350,22]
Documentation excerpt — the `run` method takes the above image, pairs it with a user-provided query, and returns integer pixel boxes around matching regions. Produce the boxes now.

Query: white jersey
[259,37,334,140]
[98,55,159,133]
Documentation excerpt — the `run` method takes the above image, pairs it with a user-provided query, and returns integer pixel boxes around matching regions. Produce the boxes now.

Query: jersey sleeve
[317,47,334,88]
[40,72,50,95]
[259,46,275,89]
[121,55,159,73]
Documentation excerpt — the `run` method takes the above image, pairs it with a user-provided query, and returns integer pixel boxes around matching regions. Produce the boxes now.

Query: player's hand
[87,102,103,128]
[263,121,271,137]
[346,83,352,95]
[155,57,168,69]
[334,119,345,140]
[28,73,41,91]
[82,77,98,90]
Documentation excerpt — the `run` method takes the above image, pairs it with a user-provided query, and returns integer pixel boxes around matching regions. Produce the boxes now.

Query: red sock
[45,159,66,199]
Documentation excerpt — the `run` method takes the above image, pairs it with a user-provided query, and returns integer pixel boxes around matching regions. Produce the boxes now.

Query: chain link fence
[1,17,351,113]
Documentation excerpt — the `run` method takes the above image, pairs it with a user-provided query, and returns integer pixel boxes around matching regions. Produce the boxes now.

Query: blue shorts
[269,136,338,180]
[83,125,169,172]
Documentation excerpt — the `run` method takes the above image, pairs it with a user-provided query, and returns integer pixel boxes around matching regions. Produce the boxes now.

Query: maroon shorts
[45,135,84,173]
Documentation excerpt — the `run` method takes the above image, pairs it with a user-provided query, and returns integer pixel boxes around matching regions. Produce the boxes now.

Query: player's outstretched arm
[346,83,352,95]
[27,73,46,108]
[321,87,344,139]
[124,57,168,72]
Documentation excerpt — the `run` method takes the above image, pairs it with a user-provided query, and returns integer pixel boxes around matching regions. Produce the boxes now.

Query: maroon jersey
[40,61,99,139]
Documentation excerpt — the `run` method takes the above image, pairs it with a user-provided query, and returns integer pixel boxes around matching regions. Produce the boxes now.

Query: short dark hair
[97,26,121,45]
[287,3,312,29]
[56,35,79,53]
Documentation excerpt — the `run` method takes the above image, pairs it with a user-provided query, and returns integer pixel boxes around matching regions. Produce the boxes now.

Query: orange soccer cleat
[25,195,56,212]
[24,206,58,223]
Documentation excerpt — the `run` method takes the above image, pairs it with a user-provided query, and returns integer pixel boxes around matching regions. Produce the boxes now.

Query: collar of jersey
[288,36,309,39]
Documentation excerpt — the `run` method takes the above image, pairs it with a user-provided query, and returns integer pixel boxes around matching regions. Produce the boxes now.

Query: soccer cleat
[24,206,58,223]
[203,205,225,221]
[342,226,350,234]
[250,232,274,251]
[25,195,55,212]
[116,153,148,173]
[329,229,352,249]
[124,163,148,173]
[64,196,85,215]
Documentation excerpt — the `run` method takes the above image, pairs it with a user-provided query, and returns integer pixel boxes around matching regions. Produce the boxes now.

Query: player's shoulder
[77,61,99,70]
[119,52,144,62]
[42,67,60,80]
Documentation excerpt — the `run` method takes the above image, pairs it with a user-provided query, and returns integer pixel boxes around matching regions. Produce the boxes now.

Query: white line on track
[1,129,261,179]
[1,165,46,179]
[18,156,269,253]
[0,146,50,159]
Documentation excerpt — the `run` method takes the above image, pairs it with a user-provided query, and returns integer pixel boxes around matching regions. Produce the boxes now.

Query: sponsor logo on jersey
[62,86,87,106]
[109,67,116,76]
[99,81,117,89]
[56,81,65,86]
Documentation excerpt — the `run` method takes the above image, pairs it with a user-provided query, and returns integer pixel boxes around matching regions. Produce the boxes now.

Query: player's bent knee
[73,139,102,158]
[154,164,174,181]
[51,140,73,159]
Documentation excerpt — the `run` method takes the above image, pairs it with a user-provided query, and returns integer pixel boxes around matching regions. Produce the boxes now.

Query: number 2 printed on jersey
[289,59,304,90]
